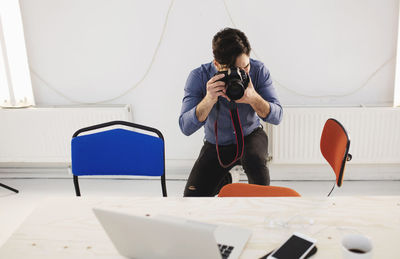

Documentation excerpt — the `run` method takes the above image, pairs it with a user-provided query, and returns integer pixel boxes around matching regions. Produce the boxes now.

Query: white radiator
[268,107,400,164]
[0,105,132,166]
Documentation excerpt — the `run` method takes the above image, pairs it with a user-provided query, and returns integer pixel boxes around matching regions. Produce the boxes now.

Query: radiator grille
[0,105,132,165]
[268,107,400,164]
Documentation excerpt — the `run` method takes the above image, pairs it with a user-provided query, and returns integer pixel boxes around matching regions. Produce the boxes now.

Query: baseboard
[267,164,400,181]
[165,160,400,181]
[0,161,399,181]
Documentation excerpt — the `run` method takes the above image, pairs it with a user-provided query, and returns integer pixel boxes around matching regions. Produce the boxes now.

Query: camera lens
[227,80,244,100]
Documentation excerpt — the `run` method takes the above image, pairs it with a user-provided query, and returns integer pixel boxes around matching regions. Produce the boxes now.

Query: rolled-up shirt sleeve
[256,64,283,125]
[179,69,206,136]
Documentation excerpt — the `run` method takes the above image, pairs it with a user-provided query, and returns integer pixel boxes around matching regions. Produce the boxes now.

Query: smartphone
[267,232,316,259]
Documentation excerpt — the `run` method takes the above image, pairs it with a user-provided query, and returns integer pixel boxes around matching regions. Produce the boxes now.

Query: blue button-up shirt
[179,58,283,145]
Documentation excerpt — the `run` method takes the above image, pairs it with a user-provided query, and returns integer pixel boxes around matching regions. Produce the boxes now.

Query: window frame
[0,0,34,108]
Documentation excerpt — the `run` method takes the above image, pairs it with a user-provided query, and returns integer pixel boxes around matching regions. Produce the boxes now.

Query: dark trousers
[183,127,270,197]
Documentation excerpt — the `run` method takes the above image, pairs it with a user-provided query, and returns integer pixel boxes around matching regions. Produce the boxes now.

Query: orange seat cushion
[218,183,300,197]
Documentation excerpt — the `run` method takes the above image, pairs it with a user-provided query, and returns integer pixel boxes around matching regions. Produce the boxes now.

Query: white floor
[2,178,400,197]
[1,178,400,248]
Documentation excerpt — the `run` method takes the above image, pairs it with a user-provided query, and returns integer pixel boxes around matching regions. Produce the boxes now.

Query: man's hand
[236,76,271,119]
[196,74,230,123]
[236,77,258,105]
[205,74,230,104]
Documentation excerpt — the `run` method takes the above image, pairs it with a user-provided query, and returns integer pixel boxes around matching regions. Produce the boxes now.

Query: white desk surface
[0,196,399,259]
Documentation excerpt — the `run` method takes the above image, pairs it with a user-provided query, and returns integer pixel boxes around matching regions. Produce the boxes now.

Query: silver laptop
[93,208,252,259]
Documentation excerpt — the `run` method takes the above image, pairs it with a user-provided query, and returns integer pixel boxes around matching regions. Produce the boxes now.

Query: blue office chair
[71,120,167,197]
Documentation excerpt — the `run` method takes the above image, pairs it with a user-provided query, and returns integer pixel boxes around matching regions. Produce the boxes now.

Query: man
[179,28,282,197]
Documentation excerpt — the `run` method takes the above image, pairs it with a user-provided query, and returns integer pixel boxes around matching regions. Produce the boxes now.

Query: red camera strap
[214,101,244,168]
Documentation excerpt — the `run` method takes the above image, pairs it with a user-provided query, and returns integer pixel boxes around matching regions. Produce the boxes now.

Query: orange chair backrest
[320,119,350,187]
[218,183,301,197]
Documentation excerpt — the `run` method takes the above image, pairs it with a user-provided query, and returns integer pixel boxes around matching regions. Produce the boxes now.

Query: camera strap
[214,100,244,168]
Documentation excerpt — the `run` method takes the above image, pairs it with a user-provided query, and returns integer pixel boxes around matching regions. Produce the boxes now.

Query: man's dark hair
[212,28,251,67]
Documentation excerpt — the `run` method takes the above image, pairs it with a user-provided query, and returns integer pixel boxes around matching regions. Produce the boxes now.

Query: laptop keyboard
[218,244,234,259]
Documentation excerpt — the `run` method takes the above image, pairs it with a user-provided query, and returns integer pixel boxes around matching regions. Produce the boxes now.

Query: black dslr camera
[215,67,250,101]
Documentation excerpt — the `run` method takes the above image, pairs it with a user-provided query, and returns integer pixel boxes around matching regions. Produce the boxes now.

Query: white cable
[223,0,238,28]
[29,69,82,104]
[30,0,175,105]
[30,0,394,103]
[272,56,395,98]
[223,0,395,98]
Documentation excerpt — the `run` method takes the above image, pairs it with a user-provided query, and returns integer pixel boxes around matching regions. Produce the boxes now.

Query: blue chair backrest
[71,128,164,176]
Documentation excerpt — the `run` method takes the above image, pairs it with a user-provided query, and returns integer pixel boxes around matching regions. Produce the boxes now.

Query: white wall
[18,0,399,163]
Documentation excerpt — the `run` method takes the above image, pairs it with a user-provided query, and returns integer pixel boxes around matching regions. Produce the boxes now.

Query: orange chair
[218,183,300,197]
[320,118,352,196]
[217,118,352,197]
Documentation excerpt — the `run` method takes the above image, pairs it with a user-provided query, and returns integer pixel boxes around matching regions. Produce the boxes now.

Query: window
[0,0,34,107]
[395,6,400,107]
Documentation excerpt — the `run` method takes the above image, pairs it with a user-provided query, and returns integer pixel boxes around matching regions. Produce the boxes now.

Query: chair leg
[327,182,336,197]
[0,182,19,193]
[161,174,167,197]
[73,175,81,197]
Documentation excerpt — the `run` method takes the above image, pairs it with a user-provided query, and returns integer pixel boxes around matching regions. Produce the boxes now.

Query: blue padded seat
[70,120,167,197]
[72,128,164,176]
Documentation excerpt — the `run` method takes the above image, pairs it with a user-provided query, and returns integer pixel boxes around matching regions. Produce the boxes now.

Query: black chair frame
[0,182,19,193]
[326,118,352,197]
[72,120,167,197]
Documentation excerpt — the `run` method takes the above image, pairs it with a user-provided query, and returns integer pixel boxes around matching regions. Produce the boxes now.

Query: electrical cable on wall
[30,0,175,105]
[271,57,394,98]
[29,0,395,104]
[222,0,396,99]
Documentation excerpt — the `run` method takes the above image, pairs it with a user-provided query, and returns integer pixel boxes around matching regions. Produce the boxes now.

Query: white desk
[0,196,399,258]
